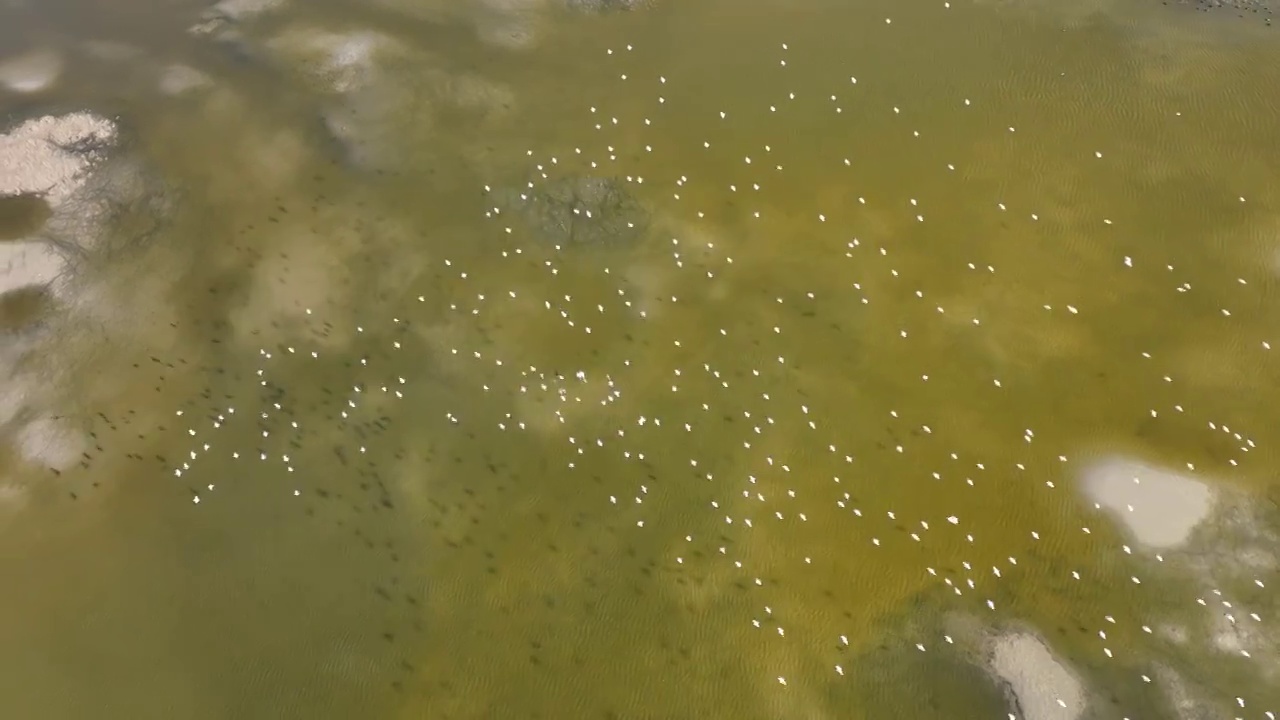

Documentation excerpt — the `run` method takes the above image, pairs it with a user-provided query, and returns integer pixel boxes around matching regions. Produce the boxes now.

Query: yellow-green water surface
[1,0,1279,717]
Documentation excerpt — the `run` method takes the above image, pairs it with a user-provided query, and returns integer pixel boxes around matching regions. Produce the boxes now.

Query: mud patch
[0,194,51,240]
[0,286,54,332]
[497,175,650,247]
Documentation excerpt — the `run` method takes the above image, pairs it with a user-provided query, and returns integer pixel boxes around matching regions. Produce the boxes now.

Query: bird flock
[148,17,1280,719]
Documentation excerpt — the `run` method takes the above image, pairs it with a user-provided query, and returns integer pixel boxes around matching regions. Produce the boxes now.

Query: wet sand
[1080,457,1214,550]
[989,632,1086,720]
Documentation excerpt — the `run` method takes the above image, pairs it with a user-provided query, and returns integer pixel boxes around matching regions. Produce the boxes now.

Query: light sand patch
[369,0,544,48]
[0,113,116,207]
[475,13,540,50]
[268,24,512,171]
[80,40,146,63]
[15,416,87,472]
[1204,596,1276,673]
[565,0,650,10]
[0,483,26,510]
[0,49,63,94]
[1079,456,1214,550]
[0,367,37,428]
[268,27,431,170]
[267,27,405,95]
[206,0,284,21]
[438,72,515,115]
[477,0,546,48]
[366,0,453,23]
[1176,492,1280,592]
[619,255,675,320]
[319,83,418,170]
[165,89,308,198]
[988,632,1086,720]
[1210,606,1248,655]
[230,123,309,194]
[191,0,284,33]
[158,64,212,96]
[652,215,735,301]
[227,230,354,348]
[57,235,185,337]
[1154,666,1208,720]
[0,242,66,296]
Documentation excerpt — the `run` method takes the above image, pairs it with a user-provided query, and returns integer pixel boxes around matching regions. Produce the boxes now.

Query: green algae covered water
[1,0,1279,717]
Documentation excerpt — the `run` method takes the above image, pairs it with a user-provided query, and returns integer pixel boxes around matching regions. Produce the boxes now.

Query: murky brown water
[1,0,1279,717]
[0,195,50,239]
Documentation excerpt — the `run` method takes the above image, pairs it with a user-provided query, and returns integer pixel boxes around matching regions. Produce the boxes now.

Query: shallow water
[0,195,50,239]
[1,0,1279,717]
